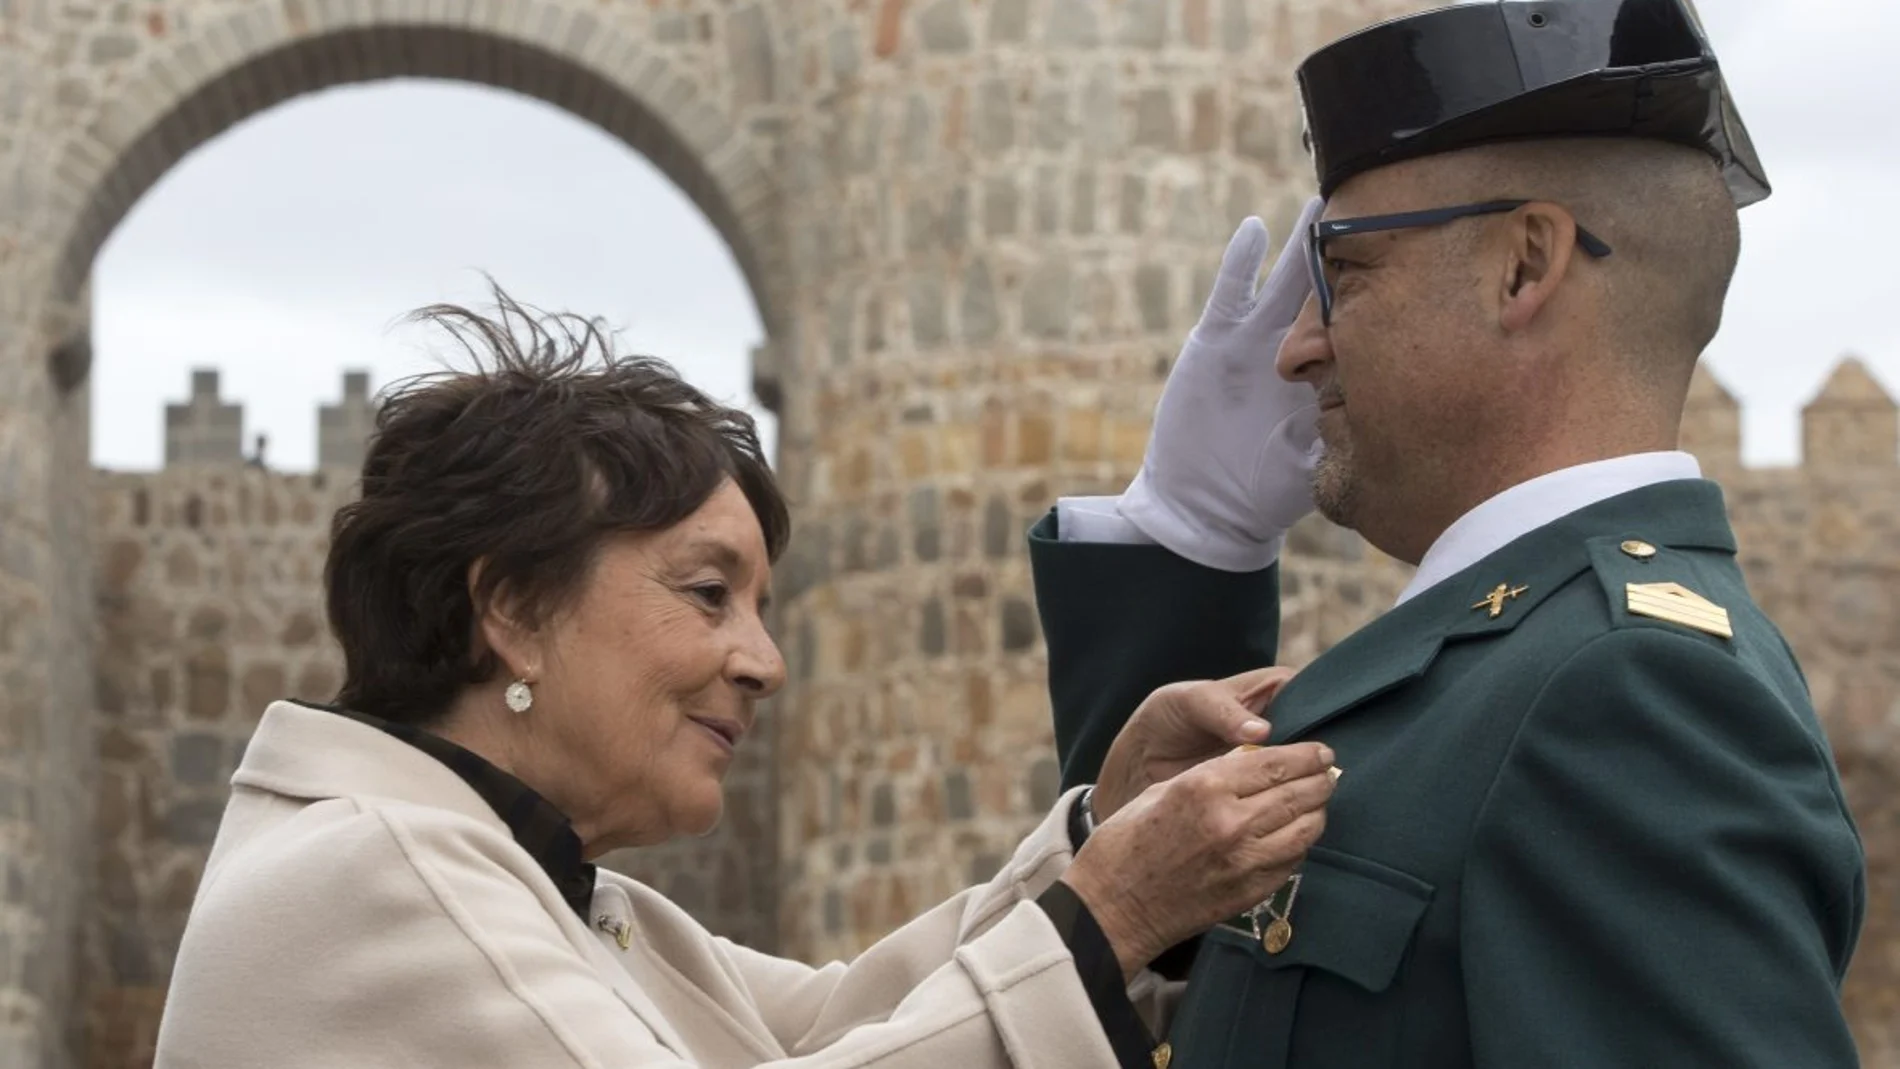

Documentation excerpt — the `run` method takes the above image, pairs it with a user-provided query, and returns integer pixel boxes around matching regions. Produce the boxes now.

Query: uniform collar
[279,701,598,921]
[1268,477,1737,743]
[1397,451,1704,606]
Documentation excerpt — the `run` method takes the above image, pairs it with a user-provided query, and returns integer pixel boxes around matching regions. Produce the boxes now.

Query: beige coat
[154,702,1169,1068]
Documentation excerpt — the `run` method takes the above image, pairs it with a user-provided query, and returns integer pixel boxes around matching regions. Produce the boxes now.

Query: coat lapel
[1267,479,1736,742]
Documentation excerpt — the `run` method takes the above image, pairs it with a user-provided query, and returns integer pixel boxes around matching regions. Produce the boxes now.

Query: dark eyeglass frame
[1305,199,1614,326]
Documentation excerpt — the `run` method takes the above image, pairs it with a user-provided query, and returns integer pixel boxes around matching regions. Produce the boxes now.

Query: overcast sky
[94,0,1898,471]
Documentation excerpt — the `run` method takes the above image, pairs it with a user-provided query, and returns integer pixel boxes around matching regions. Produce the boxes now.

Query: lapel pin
[1472,583,1529,619]
[596,913,633,950]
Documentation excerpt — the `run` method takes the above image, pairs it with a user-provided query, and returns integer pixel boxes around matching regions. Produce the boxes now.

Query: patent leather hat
[1295,0,1769,207]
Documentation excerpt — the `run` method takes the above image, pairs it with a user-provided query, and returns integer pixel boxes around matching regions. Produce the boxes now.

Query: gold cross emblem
[1472,583,1529,619]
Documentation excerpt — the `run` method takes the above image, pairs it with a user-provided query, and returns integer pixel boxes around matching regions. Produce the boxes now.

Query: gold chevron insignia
[1626,582,1733,640]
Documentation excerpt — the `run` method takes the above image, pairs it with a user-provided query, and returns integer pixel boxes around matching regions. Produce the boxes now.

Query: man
[1033,1,1867,1065]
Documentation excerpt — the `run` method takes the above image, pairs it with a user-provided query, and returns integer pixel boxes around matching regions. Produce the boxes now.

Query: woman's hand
[1063,741,1335,981]
[1092,667,1296,822]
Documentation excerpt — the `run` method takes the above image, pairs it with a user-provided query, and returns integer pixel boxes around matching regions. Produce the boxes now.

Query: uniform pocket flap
[1242,846,1433,993]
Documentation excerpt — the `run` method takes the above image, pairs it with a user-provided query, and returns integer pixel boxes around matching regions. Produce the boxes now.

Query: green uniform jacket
[1028,480,1865,1068]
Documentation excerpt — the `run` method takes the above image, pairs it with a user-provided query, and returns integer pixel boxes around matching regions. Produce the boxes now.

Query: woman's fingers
[1211,741,1336,797]
[1240,772,1336,841]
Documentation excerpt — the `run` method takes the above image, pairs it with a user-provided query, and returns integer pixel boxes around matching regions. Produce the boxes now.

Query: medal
[1263,917,1292,954]
[1245,873,1302,955]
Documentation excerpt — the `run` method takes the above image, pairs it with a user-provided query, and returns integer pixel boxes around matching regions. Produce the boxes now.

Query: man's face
[1276,162,1496,537]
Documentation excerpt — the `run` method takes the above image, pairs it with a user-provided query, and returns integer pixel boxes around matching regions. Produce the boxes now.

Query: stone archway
[2,4,790,1065]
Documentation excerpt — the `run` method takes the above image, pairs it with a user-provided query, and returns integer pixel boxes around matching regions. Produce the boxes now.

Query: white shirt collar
[1394,451,1704,606]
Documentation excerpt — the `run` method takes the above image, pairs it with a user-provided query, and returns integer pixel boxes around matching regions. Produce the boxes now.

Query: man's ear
[1497,203,1580,334]
[470,560,539,682]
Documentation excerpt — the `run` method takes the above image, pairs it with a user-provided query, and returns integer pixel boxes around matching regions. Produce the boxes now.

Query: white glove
[1118,197,1326,572]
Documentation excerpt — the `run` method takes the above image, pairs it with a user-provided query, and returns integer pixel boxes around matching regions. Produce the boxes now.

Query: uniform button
[1620,540,1657,560]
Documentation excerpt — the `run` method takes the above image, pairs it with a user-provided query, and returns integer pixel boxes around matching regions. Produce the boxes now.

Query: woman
[153,290,1336,1069]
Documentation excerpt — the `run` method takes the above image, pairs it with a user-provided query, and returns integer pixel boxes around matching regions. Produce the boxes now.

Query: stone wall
[86,468,353,1066]
[763,0,1432,967]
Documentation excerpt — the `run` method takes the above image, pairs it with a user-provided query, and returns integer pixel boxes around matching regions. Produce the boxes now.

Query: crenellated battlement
[1682,357,1900,473]
[158,369,379,471]
[156,357,1900,475]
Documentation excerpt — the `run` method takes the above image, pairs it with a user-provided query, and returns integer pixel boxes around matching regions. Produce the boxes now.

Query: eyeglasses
[1305,200,1614,326]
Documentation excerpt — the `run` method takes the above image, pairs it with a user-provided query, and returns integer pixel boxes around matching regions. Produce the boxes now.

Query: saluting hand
[1119,197,1326,571]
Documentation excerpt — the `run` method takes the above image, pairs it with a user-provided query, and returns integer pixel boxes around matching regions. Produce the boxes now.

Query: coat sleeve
[1026,509,1282,790]
[720,786,1176,1067]
[160,792,1143,1069]
[1462,627,1866,1067]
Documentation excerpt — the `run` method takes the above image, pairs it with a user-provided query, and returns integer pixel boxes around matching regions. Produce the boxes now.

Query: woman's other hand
[1063,741,1335,981]
[1092,666,1295,822]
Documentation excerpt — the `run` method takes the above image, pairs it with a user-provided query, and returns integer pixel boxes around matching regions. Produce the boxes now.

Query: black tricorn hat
[1295,0,1769,207]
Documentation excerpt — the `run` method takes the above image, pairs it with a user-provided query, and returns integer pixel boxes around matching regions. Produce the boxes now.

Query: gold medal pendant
[1246,872,1302,955]
[1263,917,1292,954]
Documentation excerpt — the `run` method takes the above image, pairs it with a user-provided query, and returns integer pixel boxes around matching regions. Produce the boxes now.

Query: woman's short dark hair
[324,286,790,724]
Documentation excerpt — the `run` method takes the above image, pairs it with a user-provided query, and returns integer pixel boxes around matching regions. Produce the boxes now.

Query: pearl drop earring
[504,678,534,713]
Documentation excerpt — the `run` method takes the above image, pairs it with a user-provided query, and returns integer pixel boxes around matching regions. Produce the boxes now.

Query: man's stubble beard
[1310,437,1359,530]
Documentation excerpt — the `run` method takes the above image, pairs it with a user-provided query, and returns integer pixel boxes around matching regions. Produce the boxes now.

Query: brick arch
[46,3,786,349]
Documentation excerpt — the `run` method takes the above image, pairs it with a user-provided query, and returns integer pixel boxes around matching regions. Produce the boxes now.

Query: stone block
[983,495,1014,559]
[1000,597,1039,651]
[1219,0,1250,52]
[239,663,287,717]
[280,611,321,648]
[165,798,226,846]
[900,92,933,165]
[982,177,1019,237]
[1028,757,1060,811]
[827,24,861,82]
[974,78,1013,157]
[1022,259,1072,339]
[1033,165,1061,234]
[1120,174,1147,234]
[921,599,946,657]
[1135,263,1171,332]
[945,770,974,821]
[989,0,1029,43]
[1033,87,1069,150]
[1068,171,1095,235]
[1233,100,1279,164]
[960,260,1000,344]
[654,12,689,43]
[917,0,972,53]
[183,646,230,720]
[89,32,142,64]
[1045,0,1100,47]
[909,487,942,562]
[1017,412,1054,466]
[873,0,905,57]
[1120,0,1169,48]
[1132,87,1176,149]
[907,276,947,349]
[1080,67,1119,155]
[726,4,775,107]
